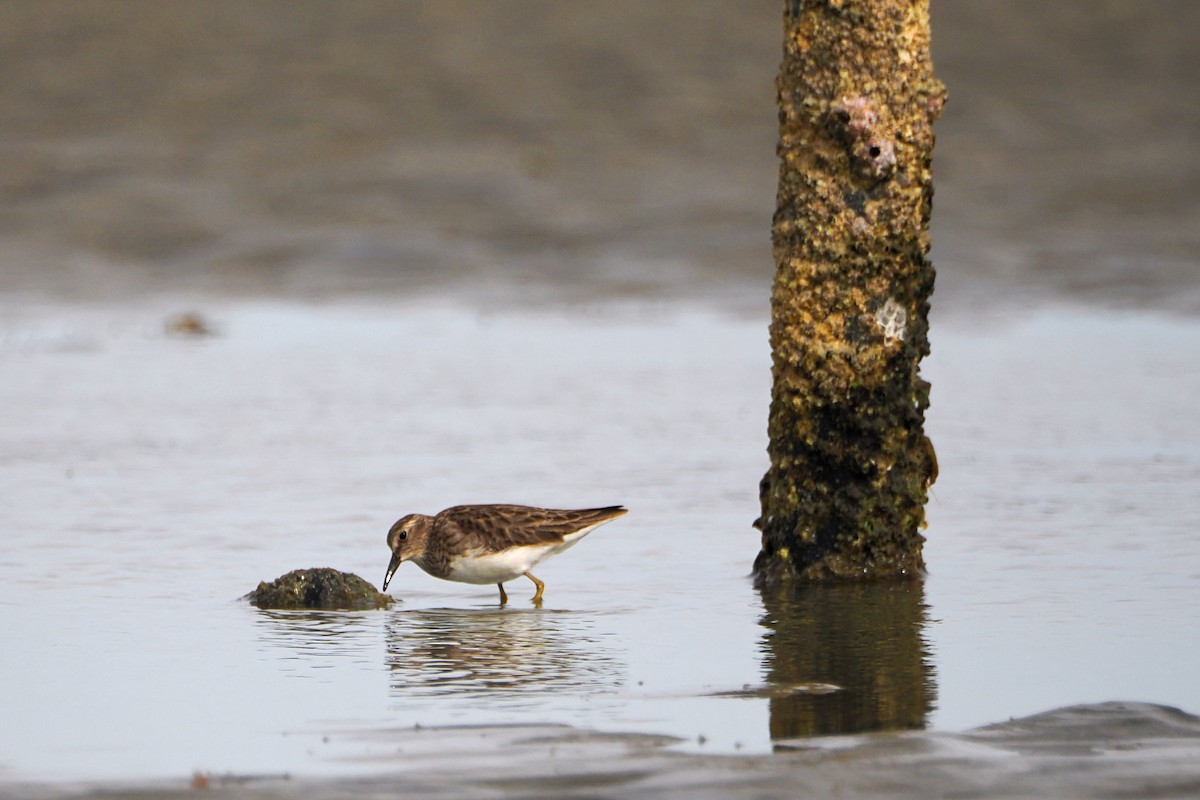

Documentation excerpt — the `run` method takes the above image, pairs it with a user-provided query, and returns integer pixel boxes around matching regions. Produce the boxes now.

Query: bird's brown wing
[434,504,627,553]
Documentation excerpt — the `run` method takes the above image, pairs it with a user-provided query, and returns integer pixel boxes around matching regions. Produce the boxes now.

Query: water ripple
[385,608,625,703]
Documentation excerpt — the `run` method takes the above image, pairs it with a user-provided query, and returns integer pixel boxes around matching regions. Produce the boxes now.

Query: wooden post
[755,0,944,582]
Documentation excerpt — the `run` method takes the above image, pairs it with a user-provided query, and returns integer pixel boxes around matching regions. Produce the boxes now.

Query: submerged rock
[164,311,216,337]
[246,567,394,610]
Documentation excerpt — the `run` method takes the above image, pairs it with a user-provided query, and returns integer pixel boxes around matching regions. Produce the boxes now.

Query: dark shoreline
[1,2,1197,314]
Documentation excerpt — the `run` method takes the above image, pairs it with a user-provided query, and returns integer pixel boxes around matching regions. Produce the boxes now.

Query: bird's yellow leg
[524,572,545,603]
[497,583,508,605]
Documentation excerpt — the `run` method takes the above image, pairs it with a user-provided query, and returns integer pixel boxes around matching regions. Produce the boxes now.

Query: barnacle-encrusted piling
[755,0,944,582]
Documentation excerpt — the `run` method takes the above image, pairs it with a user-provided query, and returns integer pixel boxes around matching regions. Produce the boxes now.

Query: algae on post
[755,0,944,582]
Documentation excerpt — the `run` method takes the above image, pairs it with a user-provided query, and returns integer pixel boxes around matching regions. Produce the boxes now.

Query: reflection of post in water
[758,581,935,739]
[385,609,623,699]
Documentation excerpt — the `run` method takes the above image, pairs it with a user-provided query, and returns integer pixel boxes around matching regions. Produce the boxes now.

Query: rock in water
[246,567,394,610]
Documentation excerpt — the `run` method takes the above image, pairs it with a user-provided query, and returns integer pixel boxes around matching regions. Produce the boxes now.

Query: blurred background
[4,2,1200,784]
[1,0,1196,313]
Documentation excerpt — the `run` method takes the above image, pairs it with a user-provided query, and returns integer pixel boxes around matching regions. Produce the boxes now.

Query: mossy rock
[246,567,394,610]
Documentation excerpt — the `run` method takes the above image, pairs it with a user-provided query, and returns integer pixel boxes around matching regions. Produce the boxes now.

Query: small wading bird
[382,504,627,605]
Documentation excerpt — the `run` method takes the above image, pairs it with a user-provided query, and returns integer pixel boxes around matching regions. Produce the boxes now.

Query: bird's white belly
[443,545,553,585]
[426,525,602,585]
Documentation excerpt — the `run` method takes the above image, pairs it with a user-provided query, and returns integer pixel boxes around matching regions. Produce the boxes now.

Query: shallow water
[2,298,1198,782]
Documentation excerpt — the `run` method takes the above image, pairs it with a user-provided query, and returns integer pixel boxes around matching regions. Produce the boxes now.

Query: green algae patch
[246,567,394,610]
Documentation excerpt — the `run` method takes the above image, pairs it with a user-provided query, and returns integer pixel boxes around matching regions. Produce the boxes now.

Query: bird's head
[382,513,433,591]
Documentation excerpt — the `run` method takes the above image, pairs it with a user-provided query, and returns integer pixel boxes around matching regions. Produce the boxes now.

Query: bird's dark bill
[382,554,403,592]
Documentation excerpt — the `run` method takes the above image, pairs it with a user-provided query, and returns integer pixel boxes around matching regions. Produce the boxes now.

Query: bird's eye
[399,530,408,541]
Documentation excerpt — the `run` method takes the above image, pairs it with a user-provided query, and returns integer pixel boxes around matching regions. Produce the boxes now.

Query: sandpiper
[381,504,627,604]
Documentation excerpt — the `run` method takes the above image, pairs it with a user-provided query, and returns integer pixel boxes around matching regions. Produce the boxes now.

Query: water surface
[2,299,1198,782]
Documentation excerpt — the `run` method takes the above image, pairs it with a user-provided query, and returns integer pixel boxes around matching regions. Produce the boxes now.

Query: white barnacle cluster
[875,297,908,343]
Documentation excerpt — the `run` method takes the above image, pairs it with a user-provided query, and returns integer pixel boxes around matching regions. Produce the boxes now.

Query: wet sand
[5,704,1200,799]
[0,2,1197,313]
